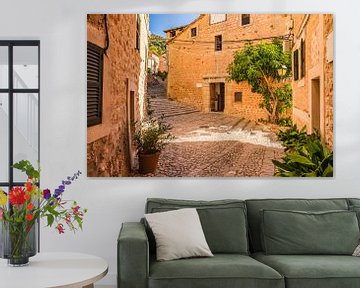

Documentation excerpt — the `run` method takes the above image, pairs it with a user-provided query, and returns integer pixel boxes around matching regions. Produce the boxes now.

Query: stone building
[166,14,291,121]
[291,14,333,148]
[87,14,149,176]
[148,52,159,74]
[158,53,168,73]
[148,52,167,74]
[164,25,187,39]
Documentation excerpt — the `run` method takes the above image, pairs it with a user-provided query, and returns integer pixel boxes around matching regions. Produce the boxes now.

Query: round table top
[0,252,108,288]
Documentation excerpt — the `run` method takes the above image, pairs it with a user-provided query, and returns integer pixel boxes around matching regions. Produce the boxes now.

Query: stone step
[147,88,166,92]
[149,98,199,118]
[244,121,257,131]
[233,119,251,130]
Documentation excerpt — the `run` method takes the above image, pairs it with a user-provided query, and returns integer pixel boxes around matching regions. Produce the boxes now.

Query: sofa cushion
[252,252,360,288]
[261,209,359,255]
[349,205,360,228]
[145,208,213,261]
[146,198,249,254]
[246,198,349,252]
[347,198,360,207]
[149,254,284,288]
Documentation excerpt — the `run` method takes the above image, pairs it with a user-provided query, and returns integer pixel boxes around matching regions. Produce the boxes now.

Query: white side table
[0,252,108,288]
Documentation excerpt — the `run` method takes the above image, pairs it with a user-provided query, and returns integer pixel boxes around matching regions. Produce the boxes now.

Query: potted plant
[134,117,174,174]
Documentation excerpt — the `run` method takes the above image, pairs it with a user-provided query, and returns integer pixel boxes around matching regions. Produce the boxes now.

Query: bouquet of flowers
[0,160,87,265]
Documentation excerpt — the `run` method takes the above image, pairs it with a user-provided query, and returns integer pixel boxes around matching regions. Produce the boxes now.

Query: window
[300,39,305,78]
[87,42,104,126]
[215,35,222,51]
[293,49,299,81]
[234,92,243,102]
[136,15,141,51]
[191,27,197,37]
[170,31,176,38]
[210,14,227,24]
[0,40,40,190]
[241,14,251,26]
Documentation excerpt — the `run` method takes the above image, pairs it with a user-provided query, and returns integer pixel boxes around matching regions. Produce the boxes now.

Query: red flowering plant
[0,160,87,264]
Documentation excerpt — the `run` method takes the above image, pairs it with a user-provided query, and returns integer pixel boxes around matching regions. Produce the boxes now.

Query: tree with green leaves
[228,39,292,123]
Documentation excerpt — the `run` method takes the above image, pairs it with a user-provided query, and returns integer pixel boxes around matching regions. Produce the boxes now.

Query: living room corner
[0,0,360,288]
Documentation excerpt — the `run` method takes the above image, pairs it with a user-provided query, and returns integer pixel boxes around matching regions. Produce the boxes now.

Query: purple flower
[43,189,51,200]
[54,171,82,199]
[54,189,63,198]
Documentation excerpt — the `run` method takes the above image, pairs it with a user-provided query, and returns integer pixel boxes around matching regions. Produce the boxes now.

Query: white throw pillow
[145,208,213,261]
[353,244,360,256]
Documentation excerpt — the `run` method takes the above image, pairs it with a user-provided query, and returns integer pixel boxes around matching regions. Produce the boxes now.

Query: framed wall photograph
[86,14,333,178]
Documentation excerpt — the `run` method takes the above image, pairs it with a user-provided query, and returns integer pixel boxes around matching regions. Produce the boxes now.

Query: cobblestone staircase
[147,76,199,118]
[149,98,199,118]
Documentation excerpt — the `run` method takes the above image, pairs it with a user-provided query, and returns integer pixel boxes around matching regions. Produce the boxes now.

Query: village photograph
[87,14,334,177]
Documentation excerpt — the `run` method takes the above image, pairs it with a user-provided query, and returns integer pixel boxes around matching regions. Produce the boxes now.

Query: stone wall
[323,14,334,149]
[291,14,333,149]
[87,14,146,176]
[167,14,291,121]
[138,15,149,122]
[158,54,168,73]
[292,14,317,130]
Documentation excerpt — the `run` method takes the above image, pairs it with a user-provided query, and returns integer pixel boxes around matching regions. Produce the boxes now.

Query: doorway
[127,83,137,170]
[210,82,225,112]
[311,77,321,133]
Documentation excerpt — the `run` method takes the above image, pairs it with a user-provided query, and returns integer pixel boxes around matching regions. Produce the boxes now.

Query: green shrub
[134,117,174,154]
[157,71,168,81]
[273,125,333,177]
[277,124,318,152]
[277,117,293,127]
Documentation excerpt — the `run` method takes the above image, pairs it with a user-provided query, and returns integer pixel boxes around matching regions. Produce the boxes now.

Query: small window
[241,14,250,26]
[87,42,104,126]
[215,35,222,51]
[136,16,141,51]
[170,31,176,37]
[234,92,243,102]
[300,39,305,78]
[191,27,197,37]
[293,49,299,81]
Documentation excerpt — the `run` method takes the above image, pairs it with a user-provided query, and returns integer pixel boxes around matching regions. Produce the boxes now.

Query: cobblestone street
[137,85,285,177]
[153,111,284,177]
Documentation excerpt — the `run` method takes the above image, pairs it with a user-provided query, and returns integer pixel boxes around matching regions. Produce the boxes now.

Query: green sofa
[118,198,360,288]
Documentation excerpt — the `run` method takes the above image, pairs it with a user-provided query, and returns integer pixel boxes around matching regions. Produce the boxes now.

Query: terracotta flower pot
[138,152,160,174]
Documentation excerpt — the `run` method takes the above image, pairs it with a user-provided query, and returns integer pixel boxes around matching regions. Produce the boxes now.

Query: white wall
[1,0,360,286]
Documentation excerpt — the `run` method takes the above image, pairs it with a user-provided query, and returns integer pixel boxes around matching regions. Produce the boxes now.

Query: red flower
[9,187,26,205]
[56,223,65,234]
[72,205,80,215]
[26,214,33,221]
[24,193,31,201]
[26,203,34,210]
[25,182,33,192]
[65,214,71,225]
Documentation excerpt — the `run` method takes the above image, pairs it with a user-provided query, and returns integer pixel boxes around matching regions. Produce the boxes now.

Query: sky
[149,14,199,37]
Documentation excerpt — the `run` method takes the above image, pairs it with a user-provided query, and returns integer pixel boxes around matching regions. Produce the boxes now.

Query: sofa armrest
[118,222,149,288]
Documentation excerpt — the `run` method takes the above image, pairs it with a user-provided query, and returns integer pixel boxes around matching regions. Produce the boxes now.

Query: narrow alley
[144,78,284,177]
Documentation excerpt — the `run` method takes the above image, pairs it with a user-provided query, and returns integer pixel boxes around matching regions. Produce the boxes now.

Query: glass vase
[0,220,37,266]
